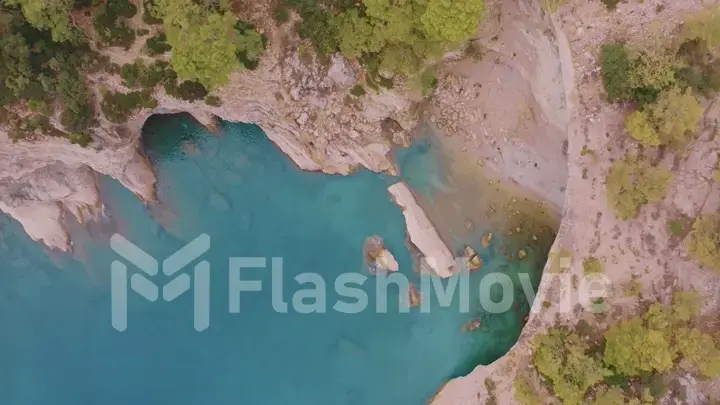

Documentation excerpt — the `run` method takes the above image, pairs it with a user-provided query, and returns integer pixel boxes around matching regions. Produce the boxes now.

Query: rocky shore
[2,0,719,403]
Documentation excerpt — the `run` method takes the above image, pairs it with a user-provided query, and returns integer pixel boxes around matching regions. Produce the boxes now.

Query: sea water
[0,115,544,405]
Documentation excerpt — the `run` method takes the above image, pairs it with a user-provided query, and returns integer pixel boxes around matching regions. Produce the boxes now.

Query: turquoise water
[0,115,541,405]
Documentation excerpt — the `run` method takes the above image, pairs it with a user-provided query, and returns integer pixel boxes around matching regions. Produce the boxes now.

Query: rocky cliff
[0,11,420,251]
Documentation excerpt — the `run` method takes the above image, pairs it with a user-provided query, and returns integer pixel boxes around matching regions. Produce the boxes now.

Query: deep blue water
[0,115,542,405]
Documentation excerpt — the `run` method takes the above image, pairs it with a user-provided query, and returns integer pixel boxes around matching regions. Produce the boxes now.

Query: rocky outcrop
[388,182,455,277]
[0,15,420,251]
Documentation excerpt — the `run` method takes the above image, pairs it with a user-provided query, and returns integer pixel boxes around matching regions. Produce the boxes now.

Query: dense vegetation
[599,8,720,221]
[286,0,486,81]
[605,155,671,220]
[517,291,720,405]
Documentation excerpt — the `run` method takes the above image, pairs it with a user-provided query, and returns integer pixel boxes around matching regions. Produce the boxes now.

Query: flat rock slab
[387,182,455,278]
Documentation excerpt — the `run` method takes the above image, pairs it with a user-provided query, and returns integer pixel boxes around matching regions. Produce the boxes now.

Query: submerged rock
[481,232,493,248]
[517,249,527,260]
[461,319,482,333]
[408,283,421,308]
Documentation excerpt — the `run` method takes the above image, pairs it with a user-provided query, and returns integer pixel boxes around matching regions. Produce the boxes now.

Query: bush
[583,257,603,274]
[645,86,703,146]
[676,39,720,96]
[532,328,610,405]
[350,84,366,97]
[687,214,720,272]
[667,219,685,236]
[143,0,163,24]
[275,5,290,23]
[625,110,661,147]
[204,95,222,106]
[420,67,438,97]
[604,318,674,376]
[606,155,671,220]
[601,0,621,10]
[164,80,208,101]
[589,385,626,405]
[94,10,136,49]
[514,376,541,405]
[145,33,172,55]
[681,7,720,51]
[675,328,720,378]
[121,60,176,89]
[600,44,635,102]
[101,90,156,123]
[136,28,150,36]
[68,132,92,147]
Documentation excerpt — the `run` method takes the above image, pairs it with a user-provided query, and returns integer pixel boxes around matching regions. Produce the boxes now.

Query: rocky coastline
[2,0,720,403]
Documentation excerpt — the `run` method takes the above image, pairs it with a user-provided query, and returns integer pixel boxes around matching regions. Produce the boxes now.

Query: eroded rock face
[0,16,421,251]
[428,0,572,211]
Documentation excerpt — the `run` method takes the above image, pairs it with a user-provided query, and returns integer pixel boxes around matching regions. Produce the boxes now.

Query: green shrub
[420,67,438,97]
[68,132,92,147]
[676,39,720,96]
[136,28,150,36]
[121,60,176,89]
[687,214,720,272]
[350,84,366,97]
[275,5,290,23]
[675,328,720,378]
[681,7,720,51]
[606,155,671,220]
[143,0,163,24]
[667,219,685,236]
[645,86,703,146]
[204,95,222,106]
[590,385,626,405]
[532,328,610,405]
[601,0,621,10]
[27,99,52,115]
[94,9,136,49]
[583,257,603,274]
[600,44,635,102]
[604,317,674,376]
[514,376,541,405]
[164,80,208,101]
[625,110,661,147]
[145,33,172,56]
[101,90,156,123]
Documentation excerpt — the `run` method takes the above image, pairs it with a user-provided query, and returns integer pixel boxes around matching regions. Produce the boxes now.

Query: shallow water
[0,115,546,405]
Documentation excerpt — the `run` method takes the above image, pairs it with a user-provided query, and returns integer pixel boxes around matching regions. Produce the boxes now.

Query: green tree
[7,0,76,42]
[600,43,634,102]
[421,0,485,44]
[0,33,32,100]
[533,328,611,405]
[646,86,703,146]
[604,317,674,376]
[687,214,720,272]
[682,7,720,51]
[338,9,384,59]
[168,11,239,88]
[235,29,265,63]
[590,386,626,405]
[672,290,702,322]
[625,110,661,147]
[675,328,720,378]
[606,155,671,220]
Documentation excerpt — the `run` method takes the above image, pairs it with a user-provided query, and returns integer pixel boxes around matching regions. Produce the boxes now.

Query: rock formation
[387,182,456,278]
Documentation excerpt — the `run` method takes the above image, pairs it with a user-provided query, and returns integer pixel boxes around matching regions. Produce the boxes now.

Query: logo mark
[110,234,211,332]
